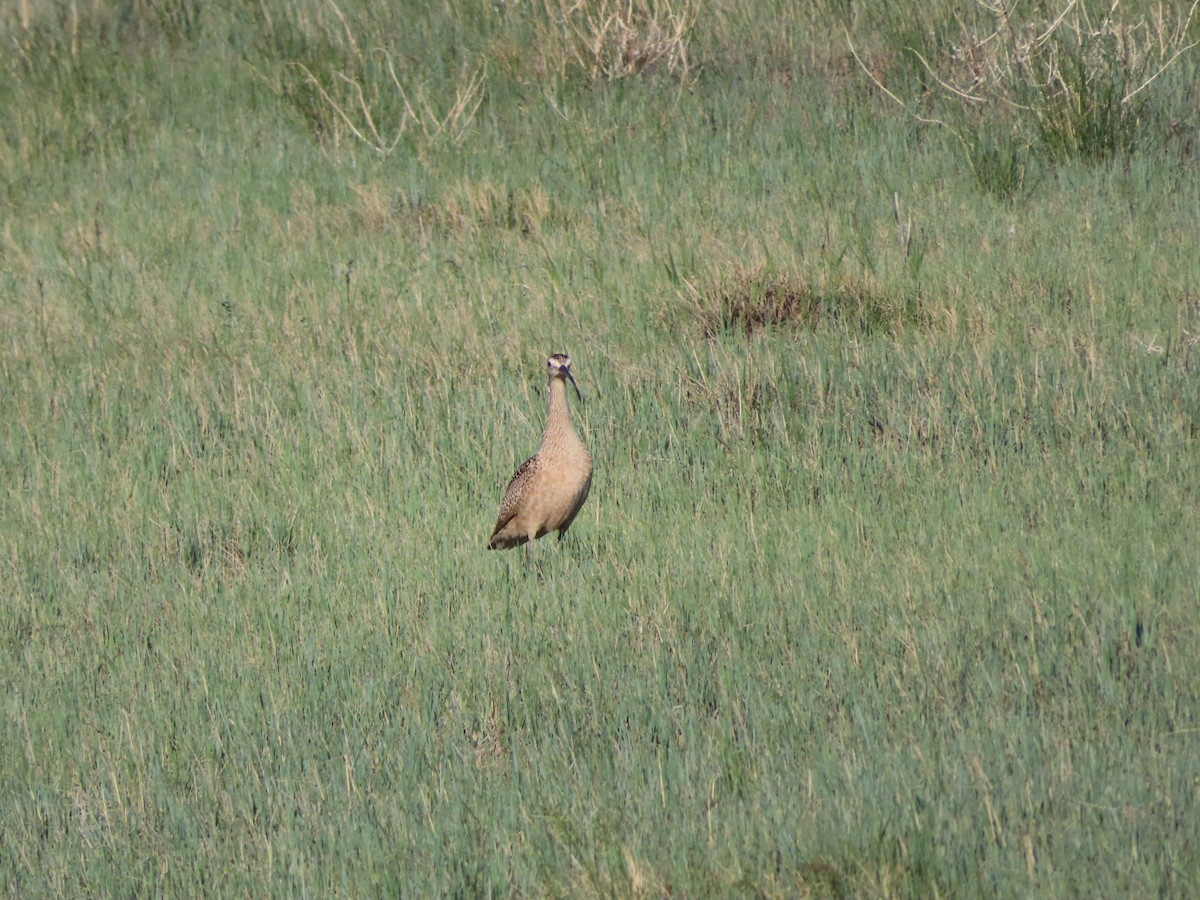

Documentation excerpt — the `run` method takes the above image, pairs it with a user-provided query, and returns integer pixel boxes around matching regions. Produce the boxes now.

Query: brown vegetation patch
[527,0,697,83]
[690,267,924,338]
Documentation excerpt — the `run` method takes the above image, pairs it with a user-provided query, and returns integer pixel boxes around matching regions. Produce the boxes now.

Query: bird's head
[547,353,583,402]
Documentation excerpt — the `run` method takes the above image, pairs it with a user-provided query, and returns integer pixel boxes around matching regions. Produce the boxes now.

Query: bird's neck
[543,378,575,438]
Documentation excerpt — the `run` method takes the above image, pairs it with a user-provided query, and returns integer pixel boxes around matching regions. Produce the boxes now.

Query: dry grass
[538,0,699,82]
[850,0,1200,171]
[687,266,923,338]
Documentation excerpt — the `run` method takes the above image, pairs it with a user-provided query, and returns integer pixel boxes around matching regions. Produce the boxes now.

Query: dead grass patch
[687,266,925,338]
[535,0,698,83]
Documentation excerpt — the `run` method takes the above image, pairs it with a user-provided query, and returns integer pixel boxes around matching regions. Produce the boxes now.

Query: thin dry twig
[291,46,484,156]
[292,62,380,149]
[844,30,954,130]
[908,46,989,104]
[1123,37,1200,101]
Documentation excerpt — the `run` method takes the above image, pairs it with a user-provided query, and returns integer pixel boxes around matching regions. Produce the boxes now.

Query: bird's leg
[524,537,546,582]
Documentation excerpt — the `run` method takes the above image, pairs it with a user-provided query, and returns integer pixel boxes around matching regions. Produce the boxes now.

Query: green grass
[3,0,1199,895]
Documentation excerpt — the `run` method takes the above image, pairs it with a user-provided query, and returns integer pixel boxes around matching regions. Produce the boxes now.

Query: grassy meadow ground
[2,0,1199,895]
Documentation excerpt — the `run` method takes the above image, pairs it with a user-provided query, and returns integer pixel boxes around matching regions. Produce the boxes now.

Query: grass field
[3,0,1199,895]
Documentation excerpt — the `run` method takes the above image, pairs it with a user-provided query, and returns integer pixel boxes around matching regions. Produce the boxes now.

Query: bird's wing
[491,455,538,537]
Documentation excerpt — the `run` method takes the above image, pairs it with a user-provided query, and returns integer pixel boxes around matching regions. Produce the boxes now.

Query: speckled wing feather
[490,455,539,538]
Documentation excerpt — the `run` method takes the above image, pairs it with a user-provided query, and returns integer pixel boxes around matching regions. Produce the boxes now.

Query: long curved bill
[565,368,584,403]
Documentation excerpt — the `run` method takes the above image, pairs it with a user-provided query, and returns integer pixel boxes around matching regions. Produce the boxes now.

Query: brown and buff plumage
[488,354,592,552]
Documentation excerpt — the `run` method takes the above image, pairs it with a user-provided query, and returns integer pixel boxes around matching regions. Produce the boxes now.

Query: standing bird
[488,354,593,553]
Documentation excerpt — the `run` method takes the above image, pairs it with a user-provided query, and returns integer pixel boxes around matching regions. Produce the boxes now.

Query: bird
[488,353,593,553]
